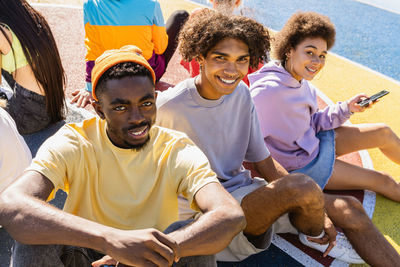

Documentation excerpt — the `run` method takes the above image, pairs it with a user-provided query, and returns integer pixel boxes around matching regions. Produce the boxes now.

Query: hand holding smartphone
[357,90,389,107]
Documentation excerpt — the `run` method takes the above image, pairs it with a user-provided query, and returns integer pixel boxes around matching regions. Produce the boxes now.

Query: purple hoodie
[249,61,352,171]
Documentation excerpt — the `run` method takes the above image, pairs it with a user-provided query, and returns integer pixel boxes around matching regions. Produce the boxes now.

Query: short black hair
[96,62,154,101]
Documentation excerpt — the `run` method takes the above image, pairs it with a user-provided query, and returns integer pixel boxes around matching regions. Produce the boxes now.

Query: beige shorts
[216,178,298,262]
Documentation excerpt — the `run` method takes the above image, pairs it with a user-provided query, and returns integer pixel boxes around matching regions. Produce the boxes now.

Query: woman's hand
[346,93,371,113]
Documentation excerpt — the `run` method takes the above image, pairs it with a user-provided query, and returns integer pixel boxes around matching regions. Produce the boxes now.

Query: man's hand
[306,213,337,257]
[104,228,180,267]
[70,88,93,108]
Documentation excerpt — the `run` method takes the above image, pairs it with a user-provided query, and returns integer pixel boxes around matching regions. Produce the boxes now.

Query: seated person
[156,10,400,265]
[0,0,65,135]
[0,45,245,267]
[250,11,400,203]
[71,0,188,107]
[0,104,31,193]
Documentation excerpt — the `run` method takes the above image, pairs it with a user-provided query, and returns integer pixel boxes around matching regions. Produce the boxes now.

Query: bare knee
[376,123,398,145]
[328,196,370,230]
[281,173,324,209]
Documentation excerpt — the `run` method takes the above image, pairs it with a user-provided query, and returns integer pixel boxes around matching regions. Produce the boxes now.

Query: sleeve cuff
[85,82,92,92]
[338,101,352,117]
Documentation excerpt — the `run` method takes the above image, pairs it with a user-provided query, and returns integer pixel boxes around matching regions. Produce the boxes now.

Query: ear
[285,48,294,60]
[235,0,242,7]
[92,101,105,120]
[196,55,205,66]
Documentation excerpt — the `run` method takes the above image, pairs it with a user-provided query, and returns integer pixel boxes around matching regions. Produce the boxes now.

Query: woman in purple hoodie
[249,12,400,202]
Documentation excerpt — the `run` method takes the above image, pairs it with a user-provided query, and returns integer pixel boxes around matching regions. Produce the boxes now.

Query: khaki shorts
[216,178,298,262]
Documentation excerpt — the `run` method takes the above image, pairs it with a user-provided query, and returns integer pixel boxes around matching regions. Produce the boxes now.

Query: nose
[128,107,145,124]
[224,62,238,77]
[311,55,321,64]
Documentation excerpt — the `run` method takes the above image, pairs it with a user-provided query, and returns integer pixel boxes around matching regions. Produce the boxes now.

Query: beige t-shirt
[29,117,218,231]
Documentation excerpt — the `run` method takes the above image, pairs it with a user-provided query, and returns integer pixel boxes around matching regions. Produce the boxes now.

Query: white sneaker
[299,232,365,264]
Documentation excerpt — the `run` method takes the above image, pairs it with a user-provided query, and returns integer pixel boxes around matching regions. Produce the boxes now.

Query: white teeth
[131,128,146,136]
[220,77,236,84]
[306,67,317,73]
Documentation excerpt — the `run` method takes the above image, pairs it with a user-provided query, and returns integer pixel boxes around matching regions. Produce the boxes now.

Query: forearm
[312,102,351,132]
[168,207,245,257]
[254,156,288,182]
[0,191,110,253]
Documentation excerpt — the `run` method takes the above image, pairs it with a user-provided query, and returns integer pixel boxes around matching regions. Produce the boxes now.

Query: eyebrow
[211,51,251,58]
[139,93,155,102]
[110,93,154,105]
[305,45,327,54]
[110,98,130,105]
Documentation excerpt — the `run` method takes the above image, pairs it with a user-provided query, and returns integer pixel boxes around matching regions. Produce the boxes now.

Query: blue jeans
[11,220,216,267]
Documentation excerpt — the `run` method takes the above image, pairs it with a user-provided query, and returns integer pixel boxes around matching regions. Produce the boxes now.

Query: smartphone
[357,90,389,107]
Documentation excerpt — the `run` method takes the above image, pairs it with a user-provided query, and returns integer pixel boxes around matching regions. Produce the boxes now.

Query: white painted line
[354,0,400,15]
[272,235,326,267]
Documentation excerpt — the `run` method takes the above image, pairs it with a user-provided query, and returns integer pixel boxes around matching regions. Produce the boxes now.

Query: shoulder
[39,117,98,155]
[152,125,197,153]
[153,125,191,142]
[228,81,253,105]
[157,78,194,109]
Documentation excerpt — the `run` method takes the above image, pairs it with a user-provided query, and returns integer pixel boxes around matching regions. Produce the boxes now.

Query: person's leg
[164,10,189,66]
[11,243,64,267]
[324,194,400,266]
[164,220,216,267]
[241,173,325,237]
[325,159,400,202]
[335,124,400,164]
[11,241,103,267]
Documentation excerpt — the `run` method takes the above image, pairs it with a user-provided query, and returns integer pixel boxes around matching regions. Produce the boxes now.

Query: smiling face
[93,75,156,150]
[196,37,250,100]
[285,37,328,81]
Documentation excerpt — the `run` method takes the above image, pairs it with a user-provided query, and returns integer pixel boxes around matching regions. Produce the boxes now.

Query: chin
[126,136,150,151]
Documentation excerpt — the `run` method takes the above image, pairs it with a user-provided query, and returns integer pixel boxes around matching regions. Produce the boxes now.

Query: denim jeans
[11,220,216,267]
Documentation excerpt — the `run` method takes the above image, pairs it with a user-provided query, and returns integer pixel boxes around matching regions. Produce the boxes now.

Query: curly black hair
[273,11,336,63]
[178,9,271,68]
[96,62,153,101]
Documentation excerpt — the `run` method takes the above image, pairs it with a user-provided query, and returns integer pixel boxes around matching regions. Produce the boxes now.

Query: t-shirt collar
[189,77,226,107]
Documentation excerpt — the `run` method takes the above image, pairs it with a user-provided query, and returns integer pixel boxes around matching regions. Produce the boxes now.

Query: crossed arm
[0,170,245,266]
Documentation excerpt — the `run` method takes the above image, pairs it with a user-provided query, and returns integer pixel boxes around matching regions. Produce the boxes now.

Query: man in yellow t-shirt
[0,46,245,267]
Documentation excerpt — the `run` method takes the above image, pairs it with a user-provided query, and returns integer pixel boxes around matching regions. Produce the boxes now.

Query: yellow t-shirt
[28,117,218,231]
